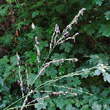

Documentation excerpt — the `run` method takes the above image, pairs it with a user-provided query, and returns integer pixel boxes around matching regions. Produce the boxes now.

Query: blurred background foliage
[0,0,110,109]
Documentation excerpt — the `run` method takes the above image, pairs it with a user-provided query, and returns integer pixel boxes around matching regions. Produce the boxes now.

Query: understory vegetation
[0,0,110,110]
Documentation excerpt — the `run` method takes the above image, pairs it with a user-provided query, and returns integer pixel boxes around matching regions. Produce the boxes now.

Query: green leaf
[100,90,109,97]
[35,78,42,87]
[26,33,35,39]
[66,77,81,87]
[10,55,17,65]
[103,104,110,110]
[81,105,90,110]
[0,34,13,46]
[0,65,4,73]
[0,17,4,23]
[35,99,47,110]
[103,72,110,83]
[81,68,90,78]
[29,73,36,85]
[92,0,104,6]
[92,102,102,110]
[98,24,110,37]
[59,66,65,75]
[83,95,90,104]
[54,98,65,109]
[60,42,73,53]
[32,11,39,18]
[51,53,66,60]
[0,77,4,86]
[45,67,57,78]
[0,5,9,16]
[55,4,65,12]
[39,41,48,50]
[94,69,101,76]
[6,0,15,3]
[17,21,25,30]
[75,100,81,107]
[66,105,75,110]
[34,1,44,7]
[3,65,15,80]
[29,55,37,64]
[105,11,110,20]
[91,86,100,94]
[89,54,100,65]
[81,24,96,35]
[46,98,56,109]
[0,56,9,65]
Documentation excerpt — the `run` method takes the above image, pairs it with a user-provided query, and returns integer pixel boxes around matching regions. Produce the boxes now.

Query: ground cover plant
[0,0,110,110]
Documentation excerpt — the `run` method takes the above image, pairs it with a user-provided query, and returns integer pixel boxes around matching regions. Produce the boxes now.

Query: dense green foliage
[0,0,110,109]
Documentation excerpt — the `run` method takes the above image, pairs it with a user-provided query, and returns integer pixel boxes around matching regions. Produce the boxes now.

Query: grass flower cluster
[5,8,87,110]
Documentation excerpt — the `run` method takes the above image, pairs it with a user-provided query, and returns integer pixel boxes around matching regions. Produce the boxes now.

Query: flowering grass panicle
[16,53,24,97]
[20,8,86,109]
[5,8,86,110]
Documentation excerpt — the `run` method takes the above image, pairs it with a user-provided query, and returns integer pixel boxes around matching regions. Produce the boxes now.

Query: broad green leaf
[81,68,90,78]
[89,54,100,65]
[45,67,57,78]
[60,42,73,53]
[10,55,17,65]
[92,102,102,110]
[51,53,66,60]
[92,0,104,6]
[59,66,65,75]
[103,72,110,83]
[66,77,81,87]
[81,24,96,35]
[105,11,110,20]
[100,90,109,97]
[91,86,100,94]
[103,104,110,110]
[35,99,47,110]
[98,24,110,37]
[94,69,101,76]
[54,98,65,109]
[3,65,15,80]
[29,73,36,85]
[35,78,42,87]
[0,56,9,65]
[39,41,48,50]
[54,4,65,12]
[0,65,4,73]
[66,105,75,110]
[81,105,89,109]
[75,100,81,107]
